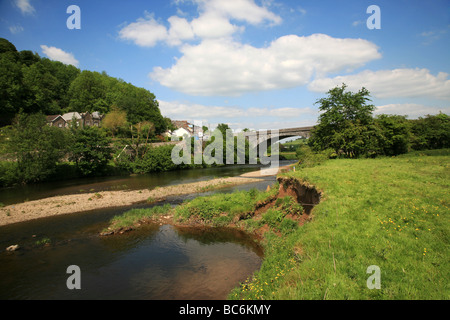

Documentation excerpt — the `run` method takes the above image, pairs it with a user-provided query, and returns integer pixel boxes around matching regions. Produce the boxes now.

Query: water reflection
[0,223,262,300]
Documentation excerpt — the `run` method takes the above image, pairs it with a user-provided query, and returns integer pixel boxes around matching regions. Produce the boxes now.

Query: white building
[171,127,192,139]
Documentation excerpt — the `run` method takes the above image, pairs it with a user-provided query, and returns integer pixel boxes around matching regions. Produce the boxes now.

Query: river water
[0,163,291,300]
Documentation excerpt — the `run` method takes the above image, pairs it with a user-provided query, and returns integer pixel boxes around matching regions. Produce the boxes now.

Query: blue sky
[1,0,449,131]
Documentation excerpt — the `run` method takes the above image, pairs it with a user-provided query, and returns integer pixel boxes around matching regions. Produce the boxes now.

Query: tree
[68,70,107,113]
[310,84,377,157]
[0,52,22,126]
[21,61,61,114]
[127,121,155,160]
[115,84,167,134]
[102,107,128,137]
[375,114,411,156]
[69,126,112,176]
[410,113,450,150]
[8,112,68,183]
[0,38,18,55]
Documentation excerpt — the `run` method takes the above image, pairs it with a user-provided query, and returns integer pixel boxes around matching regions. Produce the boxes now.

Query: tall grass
[231,151,449,300]
[106,204,172,231]
[173,186,279,226]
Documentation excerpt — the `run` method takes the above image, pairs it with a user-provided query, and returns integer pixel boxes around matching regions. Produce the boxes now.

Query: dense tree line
[307,84,449,160]
[0,38,167,133]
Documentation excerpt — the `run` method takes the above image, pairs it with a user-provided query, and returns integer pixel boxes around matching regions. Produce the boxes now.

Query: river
[0,162,293,300]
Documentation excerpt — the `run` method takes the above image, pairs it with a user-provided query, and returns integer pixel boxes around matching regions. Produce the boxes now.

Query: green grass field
[231,149,449,300]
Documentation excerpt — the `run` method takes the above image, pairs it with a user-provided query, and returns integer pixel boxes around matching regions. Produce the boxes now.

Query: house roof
[172,120,192,131]
[46,115,63,122]
[62,112,82,121]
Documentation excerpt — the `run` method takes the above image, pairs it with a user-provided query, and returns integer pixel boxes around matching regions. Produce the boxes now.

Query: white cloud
[40,45,79,67]
[118,0,281,47]
[199,0,282,25]
[118,15,168,47]
[167,16,195,46]
[375,104,449,119]
[246,106,315,118]
[158,100,317,130]
[14,0,34,15]
[190,11,241,39]
[308,68,450,100]
[158,100,246,119]
[151,34,381,96]
[9,24,24,34]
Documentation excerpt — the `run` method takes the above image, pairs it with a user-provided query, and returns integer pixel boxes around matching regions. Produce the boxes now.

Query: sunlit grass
[231,150,449,300]
[106,204,172,231]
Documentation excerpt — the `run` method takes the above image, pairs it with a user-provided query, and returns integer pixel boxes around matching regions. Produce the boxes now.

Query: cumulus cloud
[40,45,79,67]
[150,34,381,96]
[199,0,282,25]
[158,100,317,130]
[158,100,246,119]
[118,0,281,47]
[14,0,35,15]
[308,68,450,100]
[118,15,168,47]
[375,104,449,119]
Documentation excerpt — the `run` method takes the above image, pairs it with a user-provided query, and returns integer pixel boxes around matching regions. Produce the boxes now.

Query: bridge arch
[238,126,313,151]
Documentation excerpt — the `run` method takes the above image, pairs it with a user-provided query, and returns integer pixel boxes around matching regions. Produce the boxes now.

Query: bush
[295,144,332,169]
[134,145,178,173]
[7,112,69,184]
[70,126,112,176]
[0,161,19,187]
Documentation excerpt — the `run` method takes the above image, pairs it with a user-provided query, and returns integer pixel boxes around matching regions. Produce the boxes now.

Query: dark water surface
[0,222,263,300]
[0,164,288,300]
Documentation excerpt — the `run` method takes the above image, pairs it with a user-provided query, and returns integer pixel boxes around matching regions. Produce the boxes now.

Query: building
[62,112,83,128]
[170,120,193,139]
[46,115,66,128]
[91,111,103,127]
[46,111,103,129]
[172,127,192,138]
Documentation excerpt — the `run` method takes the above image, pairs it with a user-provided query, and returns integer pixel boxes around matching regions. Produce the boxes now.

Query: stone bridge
[238,126,314,147]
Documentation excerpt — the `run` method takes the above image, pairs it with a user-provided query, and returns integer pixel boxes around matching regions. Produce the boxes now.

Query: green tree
[310,84,377,157]
[70,126,112,176]
[410,113,450,150]
[0,38,18,55]
[8,112,68,183]
[115,84,166,133]
[21,61,61,114]
[68,70,107,113]
[0,52,22,126]
[375,114,411,156]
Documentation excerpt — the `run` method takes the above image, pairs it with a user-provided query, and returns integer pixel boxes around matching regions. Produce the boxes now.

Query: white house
[171,127,192,139]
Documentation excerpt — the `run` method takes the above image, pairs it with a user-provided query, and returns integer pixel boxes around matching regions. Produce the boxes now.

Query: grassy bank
[231,150,449,300]
[104,150,449,299]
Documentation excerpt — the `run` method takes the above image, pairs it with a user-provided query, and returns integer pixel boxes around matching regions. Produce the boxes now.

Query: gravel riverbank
[0,165,292,226]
